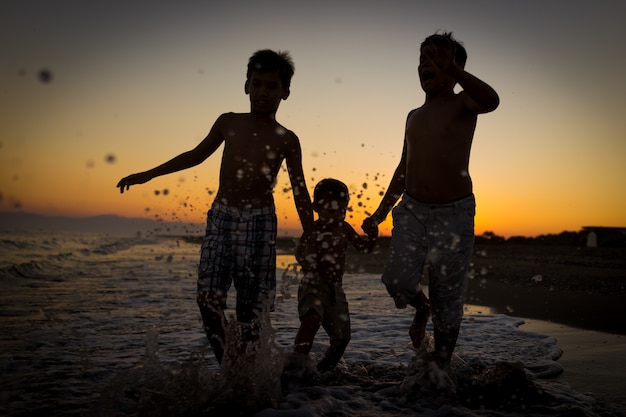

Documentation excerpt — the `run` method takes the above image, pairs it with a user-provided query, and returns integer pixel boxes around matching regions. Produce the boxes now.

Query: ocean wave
[0,237,59,251]
[0,260,57,279]
[89,237,158,256]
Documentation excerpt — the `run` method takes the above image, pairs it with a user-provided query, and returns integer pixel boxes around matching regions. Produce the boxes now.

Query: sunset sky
[1,0,625,237]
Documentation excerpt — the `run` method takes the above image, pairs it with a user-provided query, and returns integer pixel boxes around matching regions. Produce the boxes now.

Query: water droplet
[38,69,52,83]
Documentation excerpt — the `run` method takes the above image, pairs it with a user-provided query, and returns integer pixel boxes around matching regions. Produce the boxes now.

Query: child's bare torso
[404,94,478,203]
[215,113,296,208]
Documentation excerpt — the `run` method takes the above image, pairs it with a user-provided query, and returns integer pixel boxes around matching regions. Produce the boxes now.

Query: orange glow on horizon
[2,2,625,240]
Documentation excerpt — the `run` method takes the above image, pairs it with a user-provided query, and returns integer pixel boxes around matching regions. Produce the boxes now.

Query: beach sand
[520,319,626,412]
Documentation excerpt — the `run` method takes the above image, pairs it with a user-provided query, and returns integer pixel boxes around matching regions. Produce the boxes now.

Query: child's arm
[436,40,499,114]
[450,65,500,114]
[362,130,409,232]
[284,136,314,234]
[345,221,378,254]
[116,115,226,193]
[295,232,317,272]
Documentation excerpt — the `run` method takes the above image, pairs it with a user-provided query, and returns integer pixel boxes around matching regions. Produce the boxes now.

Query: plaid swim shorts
[382,193,475,331]
[197,202,277,312]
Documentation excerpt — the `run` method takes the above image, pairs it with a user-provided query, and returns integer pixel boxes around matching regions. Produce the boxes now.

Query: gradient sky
[1,0,625,237]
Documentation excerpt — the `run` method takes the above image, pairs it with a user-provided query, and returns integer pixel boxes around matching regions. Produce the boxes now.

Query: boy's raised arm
[449,65,499,114]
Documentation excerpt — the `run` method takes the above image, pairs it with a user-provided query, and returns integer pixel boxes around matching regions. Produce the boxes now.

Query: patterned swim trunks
[197,202,277,312]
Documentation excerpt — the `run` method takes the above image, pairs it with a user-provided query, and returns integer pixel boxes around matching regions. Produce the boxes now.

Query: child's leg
[197,290,227,363]
[293,309,322,355]
[236,303,262,345]
[427,195,475,366]
[316,338,349,372]
[409,289,431,348]
[381,196,429,309]
[317,286,351,372]
[433,326,460,367]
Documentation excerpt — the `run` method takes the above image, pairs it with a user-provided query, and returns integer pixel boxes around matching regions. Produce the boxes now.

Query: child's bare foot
[409,292,431,348]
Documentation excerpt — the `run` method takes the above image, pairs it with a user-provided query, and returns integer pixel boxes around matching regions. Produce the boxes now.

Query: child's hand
[361,217,378,237]
[423,40,457,74]
[116,172,150,193]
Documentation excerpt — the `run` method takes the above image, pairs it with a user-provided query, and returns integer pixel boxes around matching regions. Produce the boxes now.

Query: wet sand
[466,275,626,409]
[466,277,625,335]
[520,319,626,412]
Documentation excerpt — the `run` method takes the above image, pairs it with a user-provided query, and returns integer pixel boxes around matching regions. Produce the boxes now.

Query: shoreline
[518,318,626,411]
[466,277,625,335]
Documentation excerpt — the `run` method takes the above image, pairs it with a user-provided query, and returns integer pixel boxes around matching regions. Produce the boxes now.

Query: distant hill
[0,211,204,236]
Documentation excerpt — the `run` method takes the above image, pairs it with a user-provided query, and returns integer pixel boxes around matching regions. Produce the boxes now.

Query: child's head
[420,32,467,66]
[247,49,295,90]
[313,178,349,220]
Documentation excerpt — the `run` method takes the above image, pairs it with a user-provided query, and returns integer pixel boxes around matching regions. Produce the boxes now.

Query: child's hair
[421,32,467,65]
[247,49,295,89]
[314,178,349,208]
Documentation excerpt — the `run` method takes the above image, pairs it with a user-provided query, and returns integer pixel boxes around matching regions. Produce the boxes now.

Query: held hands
[361,216,379,237]
[116,172,151,194]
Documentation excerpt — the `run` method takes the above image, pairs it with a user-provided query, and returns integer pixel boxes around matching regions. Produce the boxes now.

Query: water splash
[87,311,288,416]
[208,311,284,414]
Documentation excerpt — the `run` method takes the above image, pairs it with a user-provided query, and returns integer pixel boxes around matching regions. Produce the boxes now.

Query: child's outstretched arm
[116,116,226,193]
[345,222,378,254]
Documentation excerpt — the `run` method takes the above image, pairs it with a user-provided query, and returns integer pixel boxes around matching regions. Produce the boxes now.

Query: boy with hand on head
[289,178,378,374]
[362,32,499,367]
[116,49,313,364]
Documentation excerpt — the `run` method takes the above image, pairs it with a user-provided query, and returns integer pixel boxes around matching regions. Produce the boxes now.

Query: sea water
[0,230,621,416]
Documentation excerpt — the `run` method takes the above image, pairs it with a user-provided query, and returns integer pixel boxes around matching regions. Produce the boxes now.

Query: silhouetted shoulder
[282,127,299,142]
[217,112,247,122]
